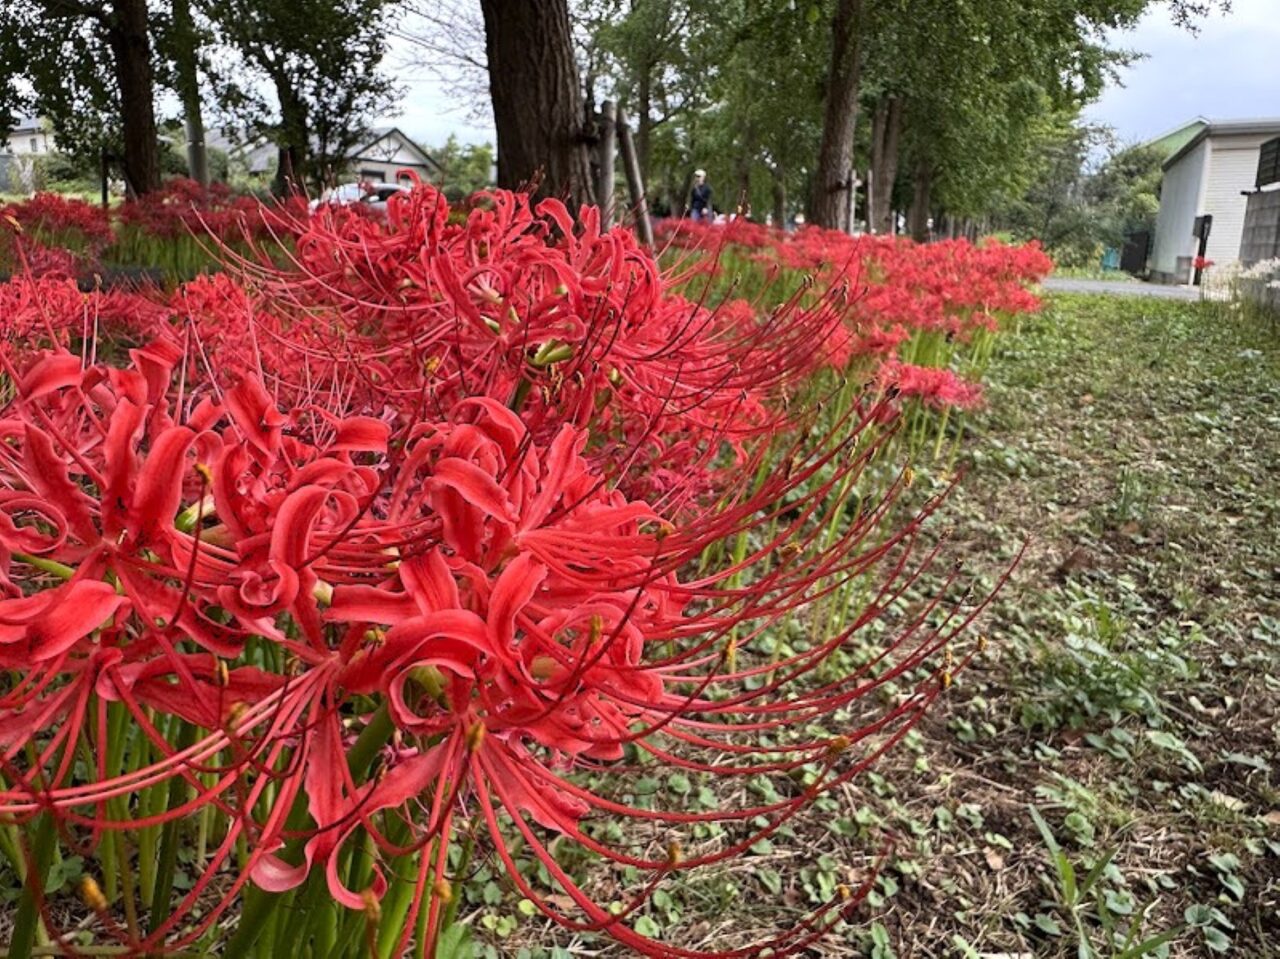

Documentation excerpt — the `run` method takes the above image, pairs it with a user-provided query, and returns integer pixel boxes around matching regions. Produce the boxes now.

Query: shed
[1149,118,1280,284]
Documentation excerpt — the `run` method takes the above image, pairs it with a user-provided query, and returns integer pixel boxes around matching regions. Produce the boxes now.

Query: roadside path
[1041,276,1201,300]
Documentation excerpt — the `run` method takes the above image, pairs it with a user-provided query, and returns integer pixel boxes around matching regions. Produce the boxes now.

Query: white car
[310,181,411,216]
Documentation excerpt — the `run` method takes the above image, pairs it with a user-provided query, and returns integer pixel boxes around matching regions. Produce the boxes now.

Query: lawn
[848,293,1280,957]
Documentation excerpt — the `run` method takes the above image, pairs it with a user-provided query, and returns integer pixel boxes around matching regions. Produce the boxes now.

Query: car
[310,181,412,216]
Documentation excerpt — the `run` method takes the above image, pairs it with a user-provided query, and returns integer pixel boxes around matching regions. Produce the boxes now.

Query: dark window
[29,138,38,152]
[360,168,386,183]
[1258,136,1280,189]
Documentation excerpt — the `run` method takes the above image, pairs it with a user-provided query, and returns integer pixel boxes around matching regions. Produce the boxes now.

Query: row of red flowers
[0,183,1042,957]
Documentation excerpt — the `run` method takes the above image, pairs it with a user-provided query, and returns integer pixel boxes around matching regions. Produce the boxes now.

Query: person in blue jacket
[689,169,712,221]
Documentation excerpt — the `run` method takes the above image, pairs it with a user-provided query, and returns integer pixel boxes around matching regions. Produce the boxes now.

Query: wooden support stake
[616,107,654,249]
[598,100,617,227]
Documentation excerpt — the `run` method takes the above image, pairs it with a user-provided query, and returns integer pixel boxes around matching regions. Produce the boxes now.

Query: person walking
[689,168,712,222]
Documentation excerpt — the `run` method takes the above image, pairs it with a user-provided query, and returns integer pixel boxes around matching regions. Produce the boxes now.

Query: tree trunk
[106,0,161,196]
[637,62,653,181]
[771,166,786,228]
[481,0,594,209]
[811,0,863,231]
[271,82,309,196]
[171,0,208,186]
[908,159,932,242]
[869,95,903,235]
[735,154,751,218]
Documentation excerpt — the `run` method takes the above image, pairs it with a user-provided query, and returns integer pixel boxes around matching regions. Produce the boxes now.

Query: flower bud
[80,876,107,912]
[826,735,851,758]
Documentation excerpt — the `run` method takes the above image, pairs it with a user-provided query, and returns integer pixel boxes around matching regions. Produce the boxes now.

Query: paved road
[1041,277,1202,301]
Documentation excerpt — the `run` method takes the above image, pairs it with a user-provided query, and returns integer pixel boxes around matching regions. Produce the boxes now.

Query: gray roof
[1164,117,1280,171]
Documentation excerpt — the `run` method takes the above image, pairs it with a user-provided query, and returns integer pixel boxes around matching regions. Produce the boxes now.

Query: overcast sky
[1086,0,1280,143]
[380,0,1280,150]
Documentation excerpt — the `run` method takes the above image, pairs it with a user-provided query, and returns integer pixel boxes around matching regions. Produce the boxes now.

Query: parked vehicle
[310,181,411,216]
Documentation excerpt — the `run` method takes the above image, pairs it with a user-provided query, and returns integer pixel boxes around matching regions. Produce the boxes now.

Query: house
[1141,117,1209,160]
[1149,118,1280,283]
[346,128,441,183]
[214,126,441,185]
[0,116,55,192]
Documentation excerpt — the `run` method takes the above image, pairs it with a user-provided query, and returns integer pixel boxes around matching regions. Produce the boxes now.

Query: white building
[0,116,55,192]
[1149,118,1280,283]
[218,126,441,184]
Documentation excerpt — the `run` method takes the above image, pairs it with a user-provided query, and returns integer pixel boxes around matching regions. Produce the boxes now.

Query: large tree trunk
[106,0,161,196]
[908,158,932,242]
[811,0,863,231]
[735,151,752,217]
[171,0,208,186]
[869,95,903,235]
[481,0,594,208]
[271,82,310,196]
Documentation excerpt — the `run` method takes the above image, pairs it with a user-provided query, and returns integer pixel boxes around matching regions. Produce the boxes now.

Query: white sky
[1085,0,1280,143]
[379,0,1280,150]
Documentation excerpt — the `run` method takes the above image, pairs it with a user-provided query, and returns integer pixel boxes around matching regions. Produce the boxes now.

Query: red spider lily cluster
[1,181,307,283]
[0,184,1040,957]
[114,179,303,243]
[1,192,115,250]
[657,217,1052,337]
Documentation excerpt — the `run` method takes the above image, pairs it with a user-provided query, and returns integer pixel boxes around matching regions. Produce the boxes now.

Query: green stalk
[11,552,75,580]
[150,723,198,931]
[225,705,394,958]
[9,814,56,959]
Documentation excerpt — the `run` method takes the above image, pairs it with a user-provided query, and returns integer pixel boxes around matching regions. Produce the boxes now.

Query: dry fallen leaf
[1207,790,1245,812]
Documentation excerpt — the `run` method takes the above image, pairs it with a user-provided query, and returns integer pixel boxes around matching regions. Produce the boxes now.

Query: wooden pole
[616,107,654,248]
[597,100,617,227]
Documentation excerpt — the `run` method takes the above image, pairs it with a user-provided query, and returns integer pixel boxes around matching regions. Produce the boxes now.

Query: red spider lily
[0,182,1044,957]
[157,184,856,509]
[0,274,166,359]
[878,359,984,410]
[1,192,114,249]
[0,334,998,958]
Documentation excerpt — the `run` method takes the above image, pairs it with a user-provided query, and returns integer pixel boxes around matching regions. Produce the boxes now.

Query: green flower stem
[149,723,197,932]
[226,704,395,959]
[9,813,56,959]
[11,552,75,580]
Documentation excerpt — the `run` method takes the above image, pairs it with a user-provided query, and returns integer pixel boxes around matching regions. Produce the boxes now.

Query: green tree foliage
[589,0,826,222]
[201,0,402,193]
[428,135,494,199]
[996,122,1167,267]
[583,0,1228,230]
[0,0,163,194]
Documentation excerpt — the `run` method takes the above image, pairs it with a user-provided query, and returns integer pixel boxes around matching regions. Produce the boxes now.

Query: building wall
[2,127,53,157]
[348,134,436,183]
[1203,133,1280,267]
[1151,139,1209,282]
[1240,188,1280,266]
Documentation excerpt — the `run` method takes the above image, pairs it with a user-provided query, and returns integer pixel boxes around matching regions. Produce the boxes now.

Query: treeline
[1,0,1224,233]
